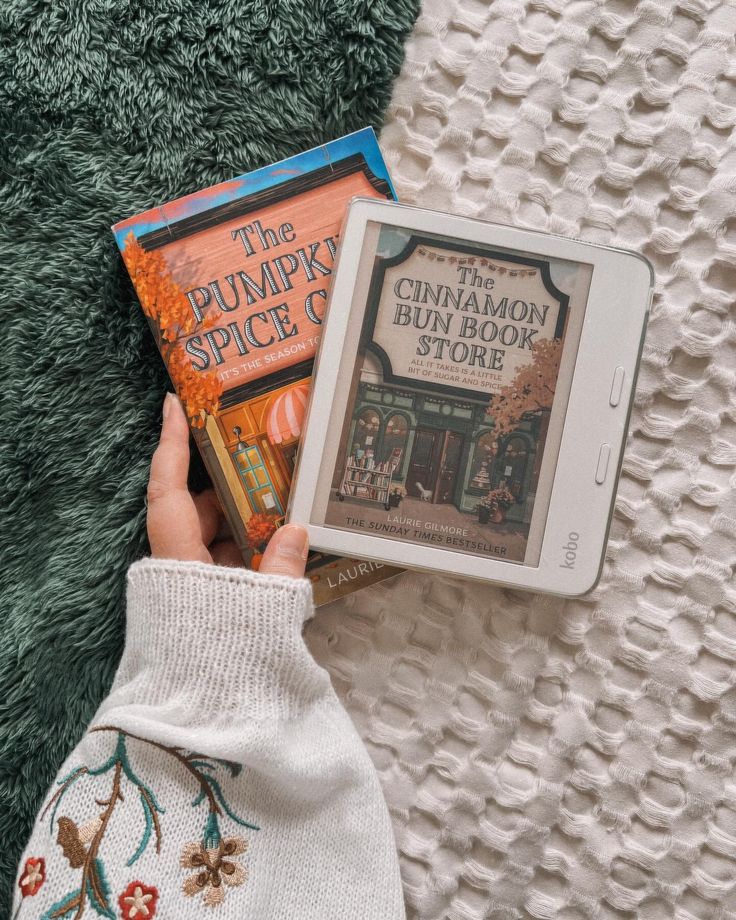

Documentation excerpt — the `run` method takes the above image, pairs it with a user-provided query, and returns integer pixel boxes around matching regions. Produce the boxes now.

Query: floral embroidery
[118,881,158,919]
[181,837,248,907]
[37,727,258,917]
[18,856,46,896]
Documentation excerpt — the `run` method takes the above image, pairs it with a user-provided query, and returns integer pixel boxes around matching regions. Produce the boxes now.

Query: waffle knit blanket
[306,1,736,918]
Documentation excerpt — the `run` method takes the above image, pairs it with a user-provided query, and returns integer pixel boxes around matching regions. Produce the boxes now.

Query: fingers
[147,393,210,563]
[192,489,224,546]
[259,524,309,579]
[148,393,191,501]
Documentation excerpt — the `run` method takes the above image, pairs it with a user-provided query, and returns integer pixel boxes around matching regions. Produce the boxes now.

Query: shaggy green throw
[0,0,418,911]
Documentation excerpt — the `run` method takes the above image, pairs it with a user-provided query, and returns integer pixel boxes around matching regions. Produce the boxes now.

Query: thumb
[258,524,309,579]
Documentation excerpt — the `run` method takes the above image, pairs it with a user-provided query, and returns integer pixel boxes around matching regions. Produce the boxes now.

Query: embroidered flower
[18,856,46,896]
[119,881,159,919]
[181,837,248,907]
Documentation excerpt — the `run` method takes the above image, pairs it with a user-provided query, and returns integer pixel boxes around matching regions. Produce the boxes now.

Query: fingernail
[275,524,309,561]
[163,392,175,419]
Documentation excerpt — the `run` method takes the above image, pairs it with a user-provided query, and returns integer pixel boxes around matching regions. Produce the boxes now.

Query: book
[288,199,651,594]
[113,129,402,605]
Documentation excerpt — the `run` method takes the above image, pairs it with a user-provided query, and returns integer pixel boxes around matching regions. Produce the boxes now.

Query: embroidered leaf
[191,786,206,808]
[188,753,243,777]
[127,790,154,866]
[56,765,86,786]
[86,752,119,777]
[47,768,88,828]
[210,757,243,777]
[56,767,84,786]
[86,858,115,919]
[41,889,81,920]
[57,816,86,868]
[188,759,217,774]
[207,776,260,831]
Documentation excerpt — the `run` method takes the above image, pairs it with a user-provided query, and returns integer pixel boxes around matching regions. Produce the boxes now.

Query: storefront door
[437,431,464,504]
[407,428,443,500]
[408,429,464,504]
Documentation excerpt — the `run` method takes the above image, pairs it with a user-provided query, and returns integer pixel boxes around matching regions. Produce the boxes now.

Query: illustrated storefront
[346,378,545,525]
[215,362,312,521]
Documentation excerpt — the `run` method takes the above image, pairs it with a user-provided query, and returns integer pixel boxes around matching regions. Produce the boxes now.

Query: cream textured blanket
[306,2,736,917]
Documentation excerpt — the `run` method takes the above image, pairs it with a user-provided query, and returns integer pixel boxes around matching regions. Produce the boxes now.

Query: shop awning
[266,384,310,445]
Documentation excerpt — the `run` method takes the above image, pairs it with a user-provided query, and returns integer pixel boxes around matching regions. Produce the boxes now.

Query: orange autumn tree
[488,338,562,439]
[122,232,223,427]
[246,512,279,549]
[246,513,279,569]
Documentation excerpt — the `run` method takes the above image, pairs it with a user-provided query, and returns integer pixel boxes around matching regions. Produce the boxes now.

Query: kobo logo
[560,532,580,570]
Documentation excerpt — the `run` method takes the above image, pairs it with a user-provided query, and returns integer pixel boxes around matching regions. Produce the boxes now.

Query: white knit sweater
[13,559,405,920]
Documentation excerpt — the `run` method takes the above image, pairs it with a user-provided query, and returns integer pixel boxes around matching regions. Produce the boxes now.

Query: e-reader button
[609,366,625,406]
[595,444,611,484]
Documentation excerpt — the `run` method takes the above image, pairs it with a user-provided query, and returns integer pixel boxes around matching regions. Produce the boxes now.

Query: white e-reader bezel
[287,199,653,597]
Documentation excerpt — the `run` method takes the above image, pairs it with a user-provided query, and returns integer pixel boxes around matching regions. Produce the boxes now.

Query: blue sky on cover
[112,127,394,249]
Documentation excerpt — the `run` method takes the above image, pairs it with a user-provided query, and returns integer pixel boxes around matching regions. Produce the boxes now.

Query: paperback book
[113,129,402,605]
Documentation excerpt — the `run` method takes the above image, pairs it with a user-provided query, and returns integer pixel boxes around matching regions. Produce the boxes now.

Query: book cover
[307,213,593,567]
[113,129,402,605]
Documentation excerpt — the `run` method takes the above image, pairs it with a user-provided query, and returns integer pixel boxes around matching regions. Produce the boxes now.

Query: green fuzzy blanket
[0,0,418,911]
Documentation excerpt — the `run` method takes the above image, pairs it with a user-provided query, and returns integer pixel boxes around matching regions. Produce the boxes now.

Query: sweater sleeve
[13,558,405,920]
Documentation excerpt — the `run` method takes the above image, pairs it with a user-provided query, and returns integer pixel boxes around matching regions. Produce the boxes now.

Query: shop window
[352,408,381,461]
[494,436,529,502]
[469,430,497,491]
[382,414,408,465]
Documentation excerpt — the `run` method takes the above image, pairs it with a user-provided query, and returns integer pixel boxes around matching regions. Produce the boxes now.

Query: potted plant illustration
[476,494,494,524]
[388,486,406,509]
[485,486,516,524]
[246,512,279,570]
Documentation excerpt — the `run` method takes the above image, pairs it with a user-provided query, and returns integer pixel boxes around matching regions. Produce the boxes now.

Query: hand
[146,392,309,578]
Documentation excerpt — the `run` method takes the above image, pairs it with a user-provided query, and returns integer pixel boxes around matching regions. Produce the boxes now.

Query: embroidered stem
[140,786,163,855]
[92,726,221,817]
[70,762,122,920]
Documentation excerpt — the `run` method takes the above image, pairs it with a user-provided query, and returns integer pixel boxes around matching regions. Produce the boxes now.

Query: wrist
[99,557,326,727]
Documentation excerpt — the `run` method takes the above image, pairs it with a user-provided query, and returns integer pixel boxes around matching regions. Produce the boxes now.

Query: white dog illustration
[414,481,433,502]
